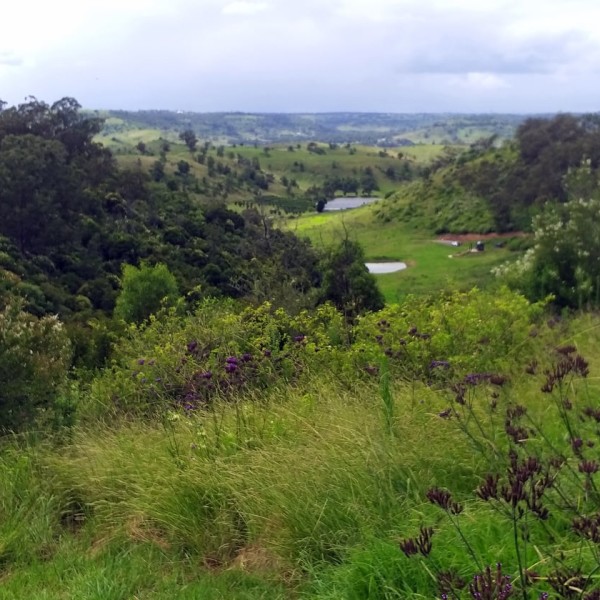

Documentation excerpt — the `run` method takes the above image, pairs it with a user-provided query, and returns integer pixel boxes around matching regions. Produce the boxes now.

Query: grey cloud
[394,31,590,75]
[2,0,600,113]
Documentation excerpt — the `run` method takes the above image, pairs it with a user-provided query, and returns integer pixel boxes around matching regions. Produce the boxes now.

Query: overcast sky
[1,0,599,113]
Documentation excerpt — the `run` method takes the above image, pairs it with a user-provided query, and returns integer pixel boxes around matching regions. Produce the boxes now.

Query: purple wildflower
[579,460,599,475]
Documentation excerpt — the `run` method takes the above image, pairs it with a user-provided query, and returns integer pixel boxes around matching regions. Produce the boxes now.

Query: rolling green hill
[96,110,530,146]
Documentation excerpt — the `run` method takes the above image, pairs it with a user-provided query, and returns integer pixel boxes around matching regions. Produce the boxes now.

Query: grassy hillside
[105,138,448,214]
[6,100,600,600]
[2,292,600,599]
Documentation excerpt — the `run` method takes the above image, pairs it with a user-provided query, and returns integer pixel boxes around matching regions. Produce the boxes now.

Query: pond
[323,197,379,211]
[365,262,407,274]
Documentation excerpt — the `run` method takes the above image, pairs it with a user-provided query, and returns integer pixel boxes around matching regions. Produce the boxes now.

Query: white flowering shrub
[494,197,600,307]
[0,300,71,430]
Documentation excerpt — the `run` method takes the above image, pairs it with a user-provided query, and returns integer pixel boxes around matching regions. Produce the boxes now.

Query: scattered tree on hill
[177,160,190,175]
[150,160,165,182]
[179,129,197,152]
[361,167,378,195]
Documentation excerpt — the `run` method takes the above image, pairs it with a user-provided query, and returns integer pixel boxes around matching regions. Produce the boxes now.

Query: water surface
[365,262,407,274]
[324,197,379,211]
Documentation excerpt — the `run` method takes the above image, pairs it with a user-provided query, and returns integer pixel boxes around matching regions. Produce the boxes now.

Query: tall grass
[2,305,600,598]
[0,373,483,598]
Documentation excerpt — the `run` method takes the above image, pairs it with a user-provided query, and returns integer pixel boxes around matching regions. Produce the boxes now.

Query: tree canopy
[0,97,333,325]
[320,238,384,317]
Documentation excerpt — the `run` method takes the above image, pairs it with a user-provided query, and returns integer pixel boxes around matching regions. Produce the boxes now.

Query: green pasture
[285,204,515,301]
[105,136,449,200]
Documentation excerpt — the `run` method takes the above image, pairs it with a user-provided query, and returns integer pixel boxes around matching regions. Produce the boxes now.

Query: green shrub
[0,300,71,431]
[348,287,544,384]
[320,239,384,317]
[495,197,600,308]
[114,262,180,324]
[87,289,542,419]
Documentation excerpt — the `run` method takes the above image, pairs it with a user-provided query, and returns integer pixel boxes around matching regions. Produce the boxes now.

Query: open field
[285,203,518,301]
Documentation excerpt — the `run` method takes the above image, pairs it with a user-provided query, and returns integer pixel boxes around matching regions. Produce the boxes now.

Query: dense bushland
[0,98,327,324]
[495,194,600,309]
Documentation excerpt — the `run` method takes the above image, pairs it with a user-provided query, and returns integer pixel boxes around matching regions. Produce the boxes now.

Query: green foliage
[495,197,600,308]
[320,239,384,317]
[85,300,342,417]
[454,114,600,231]
[114,262,180,324]
[0,300,71,430]
[0,135,69,253]
[86,288,540,420]
[0,98,111,255]
[346,286,543,388]
[178,129,197,152]
[0,97,328,330]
